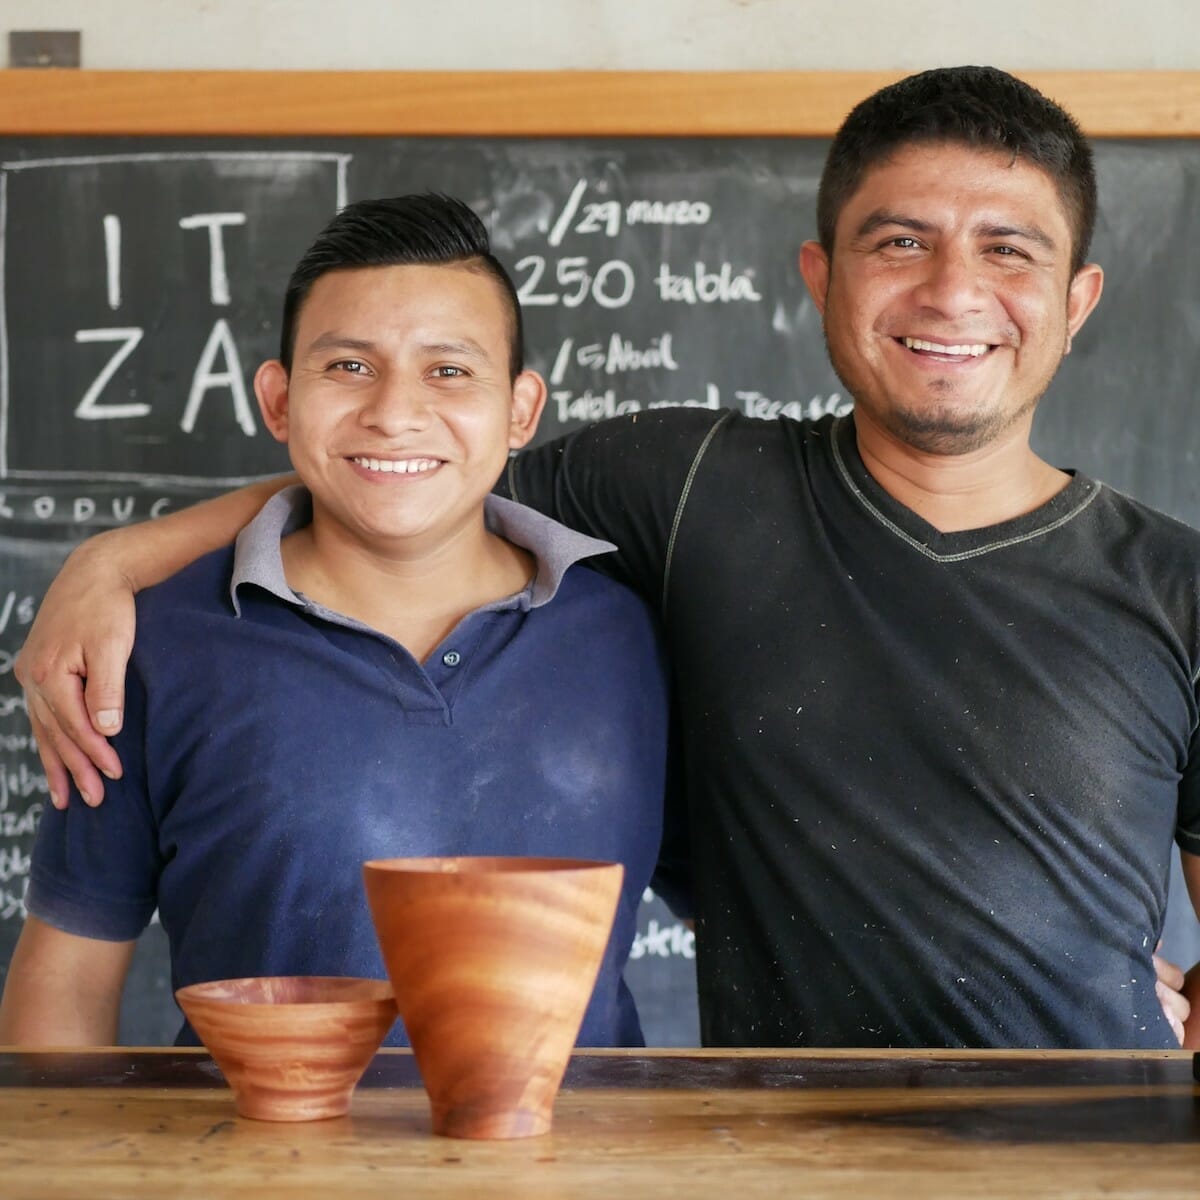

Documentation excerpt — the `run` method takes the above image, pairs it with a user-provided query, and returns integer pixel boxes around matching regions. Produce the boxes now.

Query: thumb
[83,638,133,736]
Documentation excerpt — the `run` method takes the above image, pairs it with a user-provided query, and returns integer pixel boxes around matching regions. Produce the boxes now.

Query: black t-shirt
[504,409,1200,1048]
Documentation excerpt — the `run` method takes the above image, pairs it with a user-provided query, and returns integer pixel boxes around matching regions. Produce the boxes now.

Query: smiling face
[799,141,1103,457]
[254,262,545,559]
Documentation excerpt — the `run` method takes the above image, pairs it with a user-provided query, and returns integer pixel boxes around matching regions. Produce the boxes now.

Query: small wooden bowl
[175,976,396,1121]
[364,855,624,1139]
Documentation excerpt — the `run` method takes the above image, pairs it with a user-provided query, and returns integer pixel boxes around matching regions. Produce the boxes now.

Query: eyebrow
[419,338,493,362]
[303,333,377,356]
[301,333,494,361]
[853,210,1057,251]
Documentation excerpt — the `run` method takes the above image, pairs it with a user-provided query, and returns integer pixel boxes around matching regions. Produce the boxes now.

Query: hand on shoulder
[17,532,137,808]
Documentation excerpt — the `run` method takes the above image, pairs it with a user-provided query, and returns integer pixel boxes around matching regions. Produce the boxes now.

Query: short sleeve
[648,713,692,919]
[25,667,160,942]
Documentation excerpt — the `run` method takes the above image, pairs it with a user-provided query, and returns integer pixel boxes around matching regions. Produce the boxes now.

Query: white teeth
[902,337,989,357]
[352,456,439,475]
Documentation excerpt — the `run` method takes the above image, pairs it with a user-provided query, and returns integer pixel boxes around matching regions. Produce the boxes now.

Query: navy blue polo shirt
[27,489,672,1047]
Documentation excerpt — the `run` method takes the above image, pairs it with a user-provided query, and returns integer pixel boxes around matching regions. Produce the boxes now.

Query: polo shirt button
[442,650,462,667]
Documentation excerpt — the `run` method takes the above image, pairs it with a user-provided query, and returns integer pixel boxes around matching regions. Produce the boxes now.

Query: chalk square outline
[0,151,351,485]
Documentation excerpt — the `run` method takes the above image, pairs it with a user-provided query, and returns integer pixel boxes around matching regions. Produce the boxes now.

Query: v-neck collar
[828,415,1102,563]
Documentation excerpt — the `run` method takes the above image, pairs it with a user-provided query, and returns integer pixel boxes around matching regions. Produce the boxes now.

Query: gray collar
[230,486,615,615]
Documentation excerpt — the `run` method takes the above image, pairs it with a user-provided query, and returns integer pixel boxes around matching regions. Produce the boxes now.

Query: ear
[254,360,291,443]
[1064,263,1104,354]
[507,370,548,450]
[798,240,832,316]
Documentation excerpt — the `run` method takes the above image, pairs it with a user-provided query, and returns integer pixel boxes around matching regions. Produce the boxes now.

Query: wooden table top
[0,1047,1196,1198]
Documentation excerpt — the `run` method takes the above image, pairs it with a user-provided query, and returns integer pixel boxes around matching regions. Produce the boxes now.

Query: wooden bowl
[363,856,624,1139]
[174,976,396,1121]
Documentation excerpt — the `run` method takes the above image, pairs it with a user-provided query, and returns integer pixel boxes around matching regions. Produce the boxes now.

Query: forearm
[0,977,121,1046]
[76,474,295,592]
[0,917,135,1046]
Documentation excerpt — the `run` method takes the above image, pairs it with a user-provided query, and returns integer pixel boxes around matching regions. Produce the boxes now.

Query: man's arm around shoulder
[0,915,135,1045]
[17,473,293,809]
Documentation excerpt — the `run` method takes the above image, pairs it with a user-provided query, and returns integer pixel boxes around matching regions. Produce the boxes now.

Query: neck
[851,412,1070,534]
[280,514,534,662]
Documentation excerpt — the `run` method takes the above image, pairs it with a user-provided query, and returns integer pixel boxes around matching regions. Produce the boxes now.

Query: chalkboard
[2,128,1200,1047]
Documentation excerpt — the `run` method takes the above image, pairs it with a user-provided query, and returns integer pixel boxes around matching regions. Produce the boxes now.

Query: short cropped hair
[817,66,1097,275]
[279,193,524,378]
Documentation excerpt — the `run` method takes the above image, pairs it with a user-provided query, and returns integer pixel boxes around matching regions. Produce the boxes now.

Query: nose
[911,246,988,319]
[358,376,433,434]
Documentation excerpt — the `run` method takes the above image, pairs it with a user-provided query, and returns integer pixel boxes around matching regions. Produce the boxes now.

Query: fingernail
[101,767,120,781]
[49,790,64,810]
[96,710,120,730]
[80,790,95,807]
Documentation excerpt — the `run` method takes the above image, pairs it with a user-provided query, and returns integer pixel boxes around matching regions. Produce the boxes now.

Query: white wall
[2,0,1198,70]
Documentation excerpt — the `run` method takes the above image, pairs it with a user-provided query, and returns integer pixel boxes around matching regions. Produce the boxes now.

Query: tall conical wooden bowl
[363,855,624,1139]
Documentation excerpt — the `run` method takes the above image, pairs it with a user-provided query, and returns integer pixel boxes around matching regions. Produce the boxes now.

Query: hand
[1181,960,1200,1050]
[15,540,136,809]
[1152,942,1190,1046]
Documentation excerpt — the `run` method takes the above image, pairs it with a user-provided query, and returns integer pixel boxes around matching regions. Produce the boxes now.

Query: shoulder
[507,407,814,508]
[548,562,662,641]
[1081,483,1200,645]
[544,565,669,707]
[135,543,236,620]
[556,405,815,462]
[553,557,657,611]
[507,408,731,492]
[1089,482,1200,564]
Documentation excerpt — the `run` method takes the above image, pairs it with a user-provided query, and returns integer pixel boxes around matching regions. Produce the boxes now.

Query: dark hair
[817,66,1097,275]
[279,193,524,378]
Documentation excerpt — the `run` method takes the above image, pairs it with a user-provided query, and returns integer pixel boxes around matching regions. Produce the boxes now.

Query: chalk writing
[0,805,40,839]
[738,392,853,422]
[2,151,343,481]
[74,328,148,419]
[630,918,695,961]
[177,212,245,307]
[552,389,642,424]
[0,845,30,884]
[552,383,724,424]
[0,494,173,524]
[547,180,712,244]
[548,333,678,384]
[515,255,636,310]
[654,262,762,304]
[180,319,256,436]
[103,214,121,310]
[0,762,47,810]
[574,199,622,239]
[547,179,589,247]
[0,884,27,921]
[0,593,35,636]
[626,199,711,227]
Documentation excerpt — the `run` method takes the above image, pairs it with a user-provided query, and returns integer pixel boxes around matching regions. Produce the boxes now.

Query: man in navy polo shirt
[0,194,673,1048]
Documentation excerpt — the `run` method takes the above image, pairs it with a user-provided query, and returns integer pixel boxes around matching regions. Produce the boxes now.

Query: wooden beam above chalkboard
[0,70,1197,137]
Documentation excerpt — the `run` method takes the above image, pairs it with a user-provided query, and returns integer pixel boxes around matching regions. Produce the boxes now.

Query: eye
[329,359,371,375]
[988,244,1030,260]
[888,236,922,249]
[430,365,468,379]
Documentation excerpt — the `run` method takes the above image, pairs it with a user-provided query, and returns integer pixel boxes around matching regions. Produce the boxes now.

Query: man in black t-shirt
[15,68,1200,1048]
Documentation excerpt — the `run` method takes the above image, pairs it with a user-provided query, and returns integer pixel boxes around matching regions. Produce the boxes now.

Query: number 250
[515,255,635,309]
